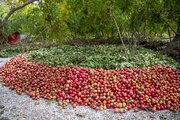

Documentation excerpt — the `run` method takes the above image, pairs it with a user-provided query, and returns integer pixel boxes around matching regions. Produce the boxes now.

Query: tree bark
[130,10,145,46]
[0,0,37,29]
[168,28,171,42]
[172,23,180,42]
[26,27,48,52]
[111,14,128,60]
[130,10,145,54]
[22,26,34,53]
[143,22,146,41]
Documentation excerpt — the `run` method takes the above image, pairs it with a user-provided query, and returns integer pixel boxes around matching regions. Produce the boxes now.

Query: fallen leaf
[76,112,87,117]
[65,112,70,115]
[142,113,147,117]
[149,114,155,118]
[35,102,40,105]
[23,114,27,118]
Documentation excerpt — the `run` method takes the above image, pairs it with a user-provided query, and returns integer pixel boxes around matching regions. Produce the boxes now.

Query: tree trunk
[168,28,171,42]
[172,23,180,42]
[111,14,128,60]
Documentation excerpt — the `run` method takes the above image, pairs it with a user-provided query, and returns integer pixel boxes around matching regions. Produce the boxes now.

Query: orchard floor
[0,57,180,120]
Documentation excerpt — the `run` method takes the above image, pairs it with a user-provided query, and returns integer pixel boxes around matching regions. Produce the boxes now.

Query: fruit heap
[0,55,180,113]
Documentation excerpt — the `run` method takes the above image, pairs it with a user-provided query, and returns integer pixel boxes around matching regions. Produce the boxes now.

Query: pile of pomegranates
[0,55,179,113]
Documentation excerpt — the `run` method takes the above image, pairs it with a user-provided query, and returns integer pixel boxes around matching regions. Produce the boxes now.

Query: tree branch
[0,0,37,28]
[166,22,180,35]
[130,10,145,44]
[26,27,48,52]
[110,14,128,60]
[22,26,34,53]
[162,18,180,36]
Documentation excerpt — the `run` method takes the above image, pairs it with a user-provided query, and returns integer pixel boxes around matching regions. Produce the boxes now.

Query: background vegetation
[0,0,179,69]
[1,0,179,42]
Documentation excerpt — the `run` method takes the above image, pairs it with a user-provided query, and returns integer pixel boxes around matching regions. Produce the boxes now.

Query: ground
[0,57,180,120]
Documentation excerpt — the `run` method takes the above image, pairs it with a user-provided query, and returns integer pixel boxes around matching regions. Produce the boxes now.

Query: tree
[0,0,37,29]
[161,0,180,42]
[1,0,179,45]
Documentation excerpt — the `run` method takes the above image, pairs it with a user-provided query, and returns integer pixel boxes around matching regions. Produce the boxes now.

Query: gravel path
[0,57,180,120]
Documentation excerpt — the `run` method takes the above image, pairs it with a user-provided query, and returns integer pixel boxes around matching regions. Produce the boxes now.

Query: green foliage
[1,20,22,39]
[65,0,116,39]
[37,0,70,42]
[0,45,38,58]
[26,45,180,69]
[0,4,19,38]
[1,0,179,43]
[0,46,24,58]
[0,4,9,19]
[0,1,38,38]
